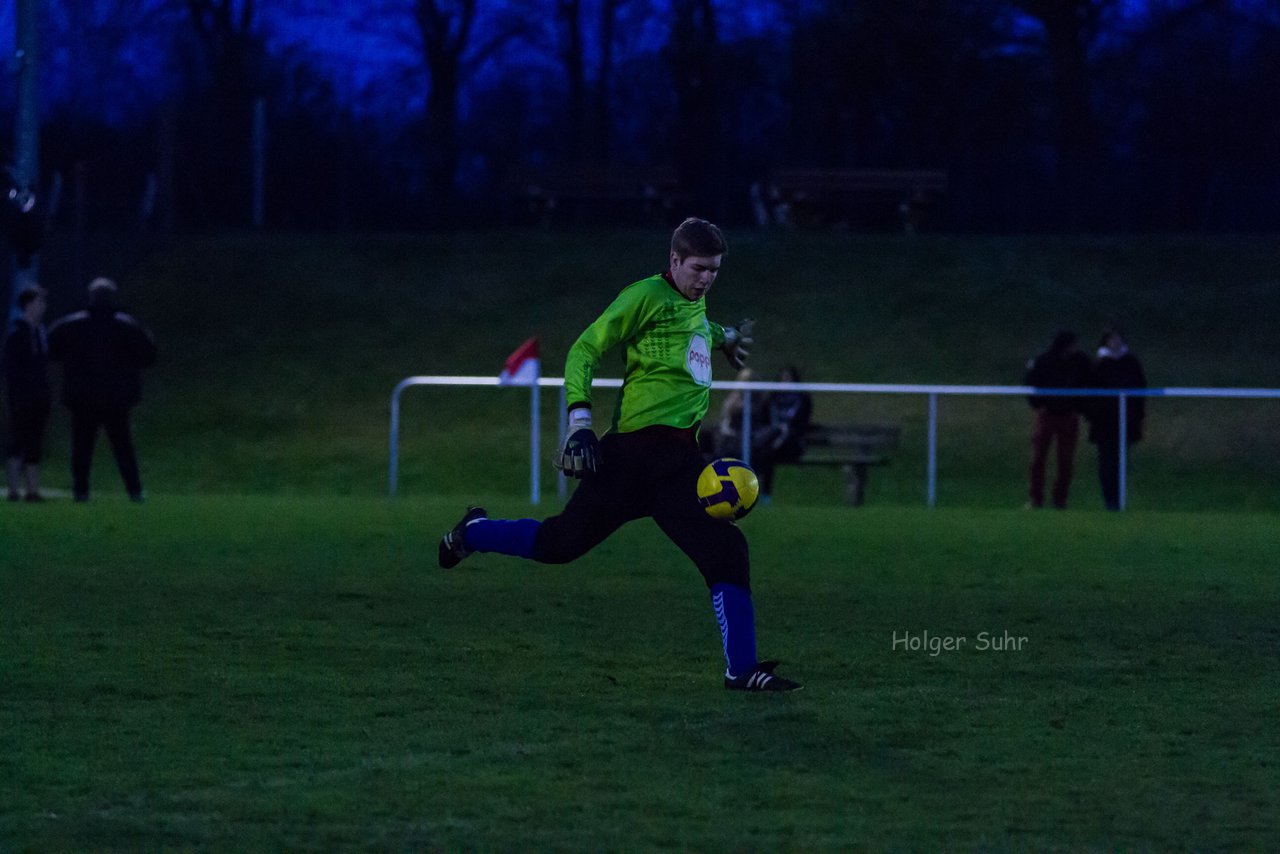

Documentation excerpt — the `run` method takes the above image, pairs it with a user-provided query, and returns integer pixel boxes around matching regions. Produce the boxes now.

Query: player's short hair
[671,217,727,260]
[16,285,45,309]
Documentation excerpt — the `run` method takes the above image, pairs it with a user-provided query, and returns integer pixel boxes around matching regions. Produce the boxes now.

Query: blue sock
[711,582,757,679]
[464,518,540,559]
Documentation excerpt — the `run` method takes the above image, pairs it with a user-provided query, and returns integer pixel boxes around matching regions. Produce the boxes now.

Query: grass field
[2,497,1277,848]
[3,230,1278,848]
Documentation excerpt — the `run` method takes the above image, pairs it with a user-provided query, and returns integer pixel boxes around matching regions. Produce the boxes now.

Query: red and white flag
[499,336,540,385]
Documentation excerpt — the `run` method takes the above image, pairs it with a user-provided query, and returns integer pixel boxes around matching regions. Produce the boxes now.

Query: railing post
[388,381,404,498]
[530,381,541,505]
[557,384,568,500]
[927,392,938,507]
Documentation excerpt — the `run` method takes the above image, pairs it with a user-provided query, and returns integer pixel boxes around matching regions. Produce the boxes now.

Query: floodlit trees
[5,0,1278,231]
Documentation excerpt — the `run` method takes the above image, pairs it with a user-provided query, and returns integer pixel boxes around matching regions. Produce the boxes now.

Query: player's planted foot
[724,659,802,692]
[438,505,487,569]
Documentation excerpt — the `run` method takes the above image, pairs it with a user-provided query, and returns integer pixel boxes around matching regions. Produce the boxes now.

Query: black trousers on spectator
[1095,437,1122,511]
[71,406,143,499]
[6,400,50,464]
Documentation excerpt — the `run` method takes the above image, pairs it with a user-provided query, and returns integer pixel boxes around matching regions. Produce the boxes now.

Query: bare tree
[590,0,627,164]
[551,0,635,166]
[407,0,529,217]
[176,0,267,223]
[666,0,722,211]
[1003,0,1118,226]
[557,0,587,164]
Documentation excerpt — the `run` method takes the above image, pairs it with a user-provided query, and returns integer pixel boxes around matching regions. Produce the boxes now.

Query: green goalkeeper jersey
[566,273,728,433]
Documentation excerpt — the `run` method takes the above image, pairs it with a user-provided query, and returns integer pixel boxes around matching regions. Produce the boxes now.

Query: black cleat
[724,659,802,692]
[438,505,487,569]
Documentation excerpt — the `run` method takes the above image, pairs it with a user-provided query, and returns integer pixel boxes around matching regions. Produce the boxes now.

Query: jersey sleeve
[708,320,727,349]
[564,281,664,409]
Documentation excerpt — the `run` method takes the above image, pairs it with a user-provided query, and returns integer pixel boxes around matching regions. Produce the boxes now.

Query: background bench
[760,169,947,231]
[781,423,902,506]
[510,167,686,226]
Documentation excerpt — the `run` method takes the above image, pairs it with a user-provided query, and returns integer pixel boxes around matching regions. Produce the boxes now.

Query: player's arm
[558,285,661,477]
[714,318,755,370]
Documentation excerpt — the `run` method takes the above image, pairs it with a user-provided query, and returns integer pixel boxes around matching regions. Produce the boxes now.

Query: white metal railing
[389,377,1280,508]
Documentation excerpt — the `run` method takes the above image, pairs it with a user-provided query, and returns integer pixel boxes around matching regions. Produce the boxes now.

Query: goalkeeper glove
[556,407,601,478]
[722,318,755,370]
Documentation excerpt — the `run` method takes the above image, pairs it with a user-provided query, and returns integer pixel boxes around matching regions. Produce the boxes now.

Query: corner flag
[499,336,540,385]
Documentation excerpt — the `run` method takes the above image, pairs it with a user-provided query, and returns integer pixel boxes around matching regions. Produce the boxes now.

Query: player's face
[669,252,722,301]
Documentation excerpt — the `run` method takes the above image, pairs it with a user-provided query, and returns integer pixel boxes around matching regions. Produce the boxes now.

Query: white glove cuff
[568,408,593,431]
[723,327,740,346]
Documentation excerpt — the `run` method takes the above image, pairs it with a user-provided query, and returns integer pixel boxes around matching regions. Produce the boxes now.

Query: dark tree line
[5,0,1279,233]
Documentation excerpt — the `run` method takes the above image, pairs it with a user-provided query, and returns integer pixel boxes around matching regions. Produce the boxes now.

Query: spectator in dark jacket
[712,367,769,458]
[751,365,813,502]
[47,278,157,502]
[1083,328,1147,511]
[1023,329,1091,509]
[4,285,51,501]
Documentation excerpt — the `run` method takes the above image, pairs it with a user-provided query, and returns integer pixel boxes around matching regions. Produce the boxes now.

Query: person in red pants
[1024,330,1091,509]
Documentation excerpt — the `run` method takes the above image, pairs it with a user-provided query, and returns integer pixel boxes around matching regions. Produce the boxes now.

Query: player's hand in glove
[722,318,755,370]
[556,407,601,478]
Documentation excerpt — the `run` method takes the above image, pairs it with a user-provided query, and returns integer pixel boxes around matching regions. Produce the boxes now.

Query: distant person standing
[1084,328,1147,511]
[4,285,51,502]
[1023,330,1091,509]
[752,365,813,503]
[47,278,157,502]
[712,367,768,457]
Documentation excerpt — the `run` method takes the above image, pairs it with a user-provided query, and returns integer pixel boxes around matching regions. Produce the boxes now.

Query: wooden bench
[510,166,687,226]
[763,169,947,230]
[781,423,901,506]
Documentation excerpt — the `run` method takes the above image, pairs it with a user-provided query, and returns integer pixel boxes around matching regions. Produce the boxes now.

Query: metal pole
[1118,393,1127,511]
[251,97,266,228]
[740,389,752,464]
[10,0,40,311]
[927,392,938,507]
[557,384,567,500]
[389,383,403,497]
[530,381,541,505]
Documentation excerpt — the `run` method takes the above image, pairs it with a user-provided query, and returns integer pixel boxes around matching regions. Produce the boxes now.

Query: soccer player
[438,218,800,692]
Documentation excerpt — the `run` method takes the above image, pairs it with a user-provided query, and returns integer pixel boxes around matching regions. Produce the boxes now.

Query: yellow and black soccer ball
[696,457,760,521]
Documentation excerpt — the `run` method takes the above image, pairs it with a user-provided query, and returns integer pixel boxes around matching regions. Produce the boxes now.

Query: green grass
[1,497,1277,848]
[6,230,1277,847]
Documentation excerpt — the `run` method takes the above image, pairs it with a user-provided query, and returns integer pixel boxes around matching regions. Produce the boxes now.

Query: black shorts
[6,400,50,464]
[534,425,751,591]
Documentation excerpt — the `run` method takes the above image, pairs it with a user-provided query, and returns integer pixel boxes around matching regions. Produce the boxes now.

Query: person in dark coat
[1023,329,1091,509]
[712,367,770,458]
[1083,328,1147,511]
[47,277,157,502]
[4,285,51,501]
[751,365,813,502]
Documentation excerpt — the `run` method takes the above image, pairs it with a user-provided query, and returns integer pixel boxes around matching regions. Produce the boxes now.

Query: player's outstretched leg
[438,506,549,568]
[438,506,488,568]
